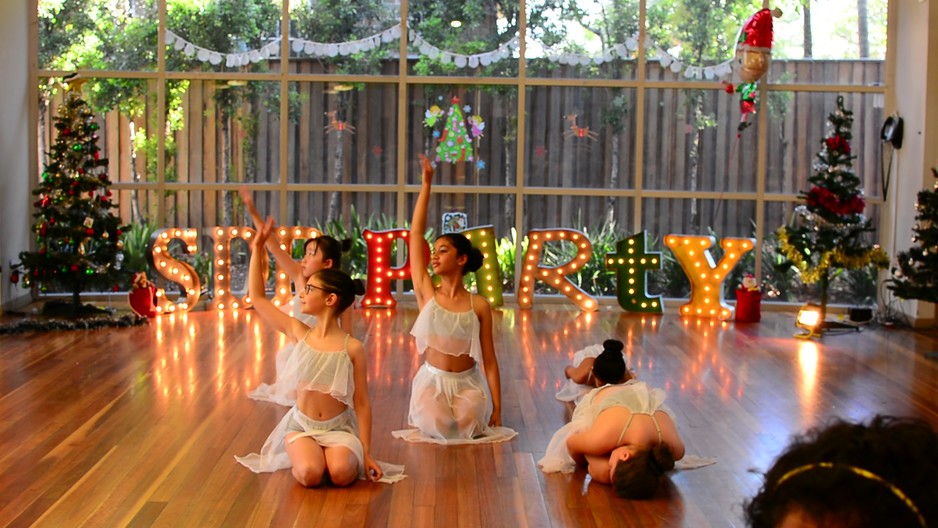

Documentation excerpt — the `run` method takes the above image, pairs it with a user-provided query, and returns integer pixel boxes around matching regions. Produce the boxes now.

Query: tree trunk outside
[803,1,813,58]
[328,132,343,223]
[857,0,870,58]
[607,130,619,225]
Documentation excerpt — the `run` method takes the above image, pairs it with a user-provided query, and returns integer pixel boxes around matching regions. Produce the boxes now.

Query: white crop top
[573,381,674,424]
[290,333,355,407]
[410,295,483,365]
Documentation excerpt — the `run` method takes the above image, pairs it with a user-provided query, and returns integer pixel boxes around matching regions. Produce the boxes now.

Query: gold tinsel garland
[777,227,890,284]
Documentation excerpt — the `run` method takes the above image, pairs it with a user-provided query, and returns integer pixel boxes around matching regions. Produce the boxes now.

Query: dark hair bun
[351,278,365,296]
[649,444,676,475]
[340,238,353,252]
[465,248,484,273]
[593,346,627,385]
[603,339,625,354]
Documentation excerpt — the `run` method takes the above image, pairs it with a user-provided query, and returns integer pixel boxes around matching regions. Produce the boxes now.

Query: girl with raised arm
[239,187,352,406]
[392,154,516,444]
[236,217,404,485]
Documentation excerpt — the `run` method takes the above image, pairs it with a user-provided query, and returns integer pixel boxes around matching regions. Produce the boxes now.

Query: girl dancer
[556,339,634,405]
[239,187,352,406]
[539,347,684,499]
[392,154,516,444]
[236,217,403,485]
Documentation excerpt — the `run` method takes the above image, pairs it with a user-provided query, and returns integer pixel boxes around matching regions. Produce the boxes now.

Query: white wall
[890,0,938,325]
[0,1,33,311]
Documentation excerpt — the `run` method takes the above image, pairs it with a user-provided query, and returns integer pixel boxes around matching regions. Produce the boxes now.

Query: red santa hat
[736,8,783,52]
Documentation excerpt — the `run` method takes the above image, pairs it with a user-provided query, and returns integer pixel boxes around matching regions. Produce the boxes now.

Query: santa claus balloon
[724,7,783,133]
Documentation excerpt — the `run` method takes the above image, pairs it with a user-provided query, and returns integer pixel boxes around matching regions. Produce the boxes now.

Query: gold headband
[775,462,926,528]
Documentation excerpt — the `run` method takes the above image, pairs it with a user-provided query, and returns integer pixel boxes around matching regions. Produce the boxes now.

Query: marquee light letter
[150,228,201,314]
[462,226,503,307]
[271,226,323,312]
[664,235,755,320]
[362,229,425,308]
[210,226,259,310]
[606,231,663,313]
[518,229,597,312]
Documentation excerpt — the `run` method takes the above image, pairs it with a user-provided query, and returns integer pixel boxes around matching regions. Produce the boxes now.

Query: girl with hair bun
[239,187,354,406]
[236,217,404,486]
[556,339,634,404]
[392,154,516,445]
[539,342,685,499]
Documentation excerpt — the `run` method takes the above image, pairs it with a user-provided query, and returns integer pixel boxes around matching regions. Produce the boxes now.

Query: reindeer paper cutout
[324,110,356,135]
[563,113,598,141]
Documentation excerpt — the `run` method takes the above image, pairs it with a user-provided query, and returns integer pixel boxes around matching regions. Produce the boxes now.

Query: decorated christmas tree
[777,95,889,319]
[13,79,127,315]
[889,167,938,303]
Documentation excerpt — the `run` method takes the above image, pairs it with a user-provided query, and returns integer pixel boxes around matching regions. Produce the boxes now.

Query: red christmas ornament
[70,264,79,272]
[825,135,851,154]
[86,228,95,236]
[10,271,19,284]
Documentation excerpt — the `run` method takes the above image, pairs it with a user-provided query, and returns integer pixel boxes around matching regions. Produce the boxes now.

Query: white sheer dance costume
[248,293,316,406]
[392,296,517,445]
[236,333,405,484]
[539,381,674,474]
[554,344,604,404]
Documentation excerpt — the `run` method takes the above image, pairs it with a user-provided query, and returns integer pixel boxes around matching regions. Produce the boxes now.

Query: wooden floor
[2,304,938,528]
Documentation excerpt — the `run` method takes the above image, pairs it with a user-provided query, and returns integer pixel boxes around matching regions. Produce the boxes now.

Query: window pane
[287,82,399,185]
[289,191,398,232]
[643,88,758,192]
[523,195,635,297]
[525,0,639,80]
[642,198,756,238]
[407,191,516,294]
[39,0,157,71]
[409,86,518,187]
[763,201,883,305]
[408,0,520,77]
[165,0,282,73]
[772,0,888,62]
[525,86,637,189]
[645,0,761,82]
[169,80,281,185]
[765,91,886,197]
[288,0,400,76]
[39,78,155,187]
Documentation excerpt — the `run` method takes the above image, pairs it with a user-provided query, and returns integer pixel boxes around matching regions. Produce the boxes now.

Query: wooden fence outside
[39,59,885,245]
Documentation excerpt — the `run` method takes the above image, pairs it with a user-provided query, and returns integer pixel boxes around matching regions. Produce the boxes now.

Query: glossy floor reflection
[1,305,937,527]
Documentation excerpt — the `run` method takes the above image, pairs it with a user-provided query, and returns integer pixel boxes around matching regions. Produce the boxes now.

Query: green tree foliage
[777,96,888,312]
[889,167,938,304]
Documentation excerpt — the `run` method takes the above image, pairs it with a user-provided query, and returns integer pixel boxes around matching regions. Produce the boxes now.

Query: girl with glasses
[236,217,404,486]
[239,187,352,406]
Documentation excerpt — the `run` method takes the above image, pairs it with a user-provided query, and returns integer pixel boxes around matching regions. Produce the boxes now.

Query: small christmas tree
[13,78,127,315]
[425,96,485,167]
[778,95,889,323]
[889,167,938,303]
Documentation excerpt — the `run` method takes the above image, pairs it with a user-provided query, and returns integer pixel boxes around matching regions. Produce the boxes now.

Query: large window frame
[32,0,892,307]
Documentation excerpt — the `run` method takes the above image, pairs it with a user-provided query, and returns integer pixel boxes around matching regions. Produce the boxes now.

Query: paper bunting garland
[164,25,737,79]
